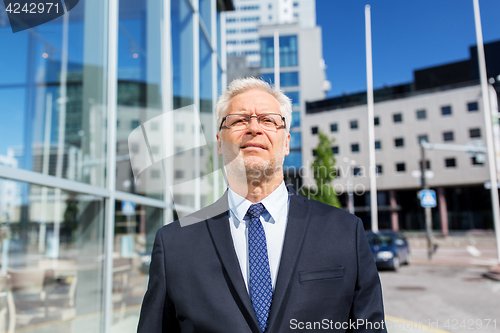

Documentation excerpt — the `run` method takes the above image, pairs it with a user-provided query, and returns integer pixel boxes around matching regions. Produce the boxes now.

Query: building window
[469,128,481,138]
[260,72,299,87]
[375,141,381,150]
[396,163,405,172]
[468,101,479,112]
[268,3,272,9]
[374,116,380,126]
[280,72,299,86]
[293,1,299,7]
[394,138,404,147]
[312,149,316,156]
[291,111,300,128]
[131,120,140,129]
[418,134,428,144]
[393,113,402,123]
[226,29,237,34]
[279,35,298,67]
[445,158,456,168]
[311,126,318,135]
[443,131,454,141]
[332,146,339,154]
[175,170,184,179]
[285,91,300,107]
[350,120,358,130]
[260,37,274,68]
[419,160,431,170]
[330,123,338,132]
[351,143,359,153]
[353,167,362,177]
[376,165,383,175]
[441,105,452,116]
[416,109,426,120]
[472,156,484,165]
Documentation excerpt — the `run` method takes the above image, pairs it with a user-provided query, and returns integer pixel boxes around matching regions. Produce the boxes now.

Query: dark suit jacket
[138,184,386,333]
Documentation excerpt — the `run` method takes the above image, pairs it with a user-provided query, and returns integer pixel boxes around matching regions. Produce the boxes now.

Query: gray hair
[215,77,292,132]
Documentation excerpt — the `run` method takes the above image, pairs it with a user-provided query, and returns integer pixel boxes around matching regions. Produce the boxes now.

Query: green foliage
[300,130,341,208]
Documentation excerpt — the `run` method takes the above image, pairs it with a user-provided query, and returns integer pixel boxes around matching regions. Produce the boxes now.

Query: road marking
[386,315,450,333]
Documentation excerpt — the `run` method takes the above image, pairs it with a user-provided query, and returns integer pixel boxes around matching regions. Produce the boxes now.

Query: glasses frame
[219,113,287,131]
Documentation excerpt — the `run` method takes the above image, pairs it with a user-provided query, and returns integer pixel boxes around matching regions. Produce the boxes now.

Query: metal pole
[365,5,378,232]
[473,0,500,264]
[103,0,119,331]
[420,143,434,260]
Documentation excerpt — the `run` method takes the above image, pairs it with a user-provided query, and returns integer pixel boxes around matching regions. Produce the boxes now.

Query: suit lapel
[266,185,311,332]
[205,192,261,333]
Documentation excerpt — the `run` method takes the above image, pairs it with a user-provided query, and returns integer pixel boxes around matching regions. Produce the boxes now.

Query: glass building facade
[0,0,231,332]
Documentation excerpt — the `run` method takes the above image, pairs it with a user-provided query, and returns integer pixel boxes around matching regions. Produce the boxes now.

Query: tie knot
[247,203,265,219]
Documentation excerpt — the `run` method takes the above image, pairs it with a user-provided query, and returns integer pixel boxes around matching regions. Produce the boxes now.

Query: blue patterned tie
[247,203,273,333]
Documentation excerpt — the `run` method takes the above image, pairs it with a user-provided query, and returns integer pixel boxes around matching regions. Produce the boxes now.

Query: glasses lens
[226,114,249,128]
[258,114,281,128]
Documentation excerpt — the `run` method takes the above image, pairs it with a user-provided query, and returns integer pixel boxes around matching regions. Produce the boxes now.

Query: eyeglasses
[219,113,286,131]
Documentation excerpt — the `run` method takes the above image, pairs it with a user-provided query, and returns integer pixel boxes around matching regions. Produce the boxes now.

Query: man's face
[216,89,290,177]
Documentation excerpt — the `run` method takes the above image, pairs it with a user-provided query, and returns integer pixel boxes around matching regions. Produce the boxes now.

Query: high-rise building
[225,0,316,66]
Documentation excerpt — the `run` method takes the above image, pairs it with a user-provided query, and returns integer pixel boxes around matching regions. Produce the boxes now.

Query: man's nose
[246,117,263,133]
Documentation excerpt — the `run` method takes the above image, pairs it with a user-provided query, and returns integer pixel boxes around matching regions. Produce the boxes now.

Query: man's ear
[284,132,290,156]
[216,132,222,156]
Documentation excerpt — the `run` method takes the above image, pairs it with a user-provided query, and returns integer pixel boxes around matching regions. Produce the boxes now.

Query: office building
[0,0,233,332]
[225,0,316,66]
[303,40,500,232]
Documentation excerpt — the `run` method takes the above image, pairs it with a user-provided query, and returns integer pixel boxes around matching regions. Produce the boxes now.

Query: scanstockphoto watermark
[2,0,79,33]
[289,319,390,330]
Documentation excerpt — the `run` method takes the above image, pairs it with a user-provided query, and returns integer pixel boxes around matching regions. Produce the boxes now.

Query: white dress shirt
[228,181,289,292]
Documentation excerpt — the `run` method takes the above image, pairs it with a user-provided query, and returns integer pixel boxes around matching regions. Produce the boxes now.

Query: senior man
[137,77,386,333]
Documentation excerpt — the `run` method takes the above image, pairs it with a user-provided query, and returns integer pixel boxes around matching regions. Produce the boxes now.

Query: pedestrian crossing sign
[420,190,437,208]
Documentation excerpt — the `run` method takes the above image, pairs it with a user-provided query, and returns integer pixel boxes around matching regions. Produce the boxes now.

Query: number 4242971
[5,3,59,14]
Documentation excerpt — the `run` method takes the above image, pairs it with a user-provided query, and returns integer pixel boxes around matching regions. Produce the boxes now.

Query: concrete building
[304,40,500,232]
[257,22,329,188]
[225,0,316,66]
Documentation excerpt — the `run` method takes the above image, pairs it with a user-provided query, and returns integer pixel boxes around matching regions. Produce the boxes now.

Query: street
[380,264,500,333]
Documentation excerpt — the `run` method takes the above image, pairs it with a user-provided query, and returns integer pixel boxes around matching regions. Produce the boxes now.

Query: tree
[300,130,341,208]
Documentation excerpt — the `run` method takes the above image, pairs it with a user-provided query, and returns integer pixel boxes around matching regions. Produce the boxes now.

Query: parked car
[365,230,410,271]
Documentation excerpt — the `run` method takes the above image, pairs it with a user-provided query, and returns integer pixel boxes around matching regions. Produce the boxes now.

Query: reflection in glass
[0,181,104,332]
[0,1,109,188]
[172,0,194,109]
[112,201,162,328]
[116,0,164,200]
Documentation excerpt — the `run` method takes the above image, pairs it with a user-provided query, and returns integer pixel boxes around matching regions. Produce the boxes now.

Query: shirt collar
[228,181,288,227]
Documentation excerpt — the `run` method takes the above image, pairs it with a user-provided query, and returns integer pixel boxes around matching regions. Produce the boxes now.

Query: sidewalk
[405,231,499,267]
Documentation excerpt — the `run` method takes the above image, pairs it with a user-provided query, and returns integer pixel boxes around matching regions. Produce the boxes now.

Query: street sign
[420,190,437,208]
[121,201,135,216]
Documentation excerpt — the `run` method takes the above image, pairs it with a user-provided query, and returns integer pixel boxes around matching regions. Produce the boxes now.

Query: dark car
[366,230,410,271]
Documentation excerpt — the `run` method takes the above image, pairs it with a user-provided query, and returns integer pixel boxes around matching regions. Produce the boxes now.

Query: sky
[316,0,500,98]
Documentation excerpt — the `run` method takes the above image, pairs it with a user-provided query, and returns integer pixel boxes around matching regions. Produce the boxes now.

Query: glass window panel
[0,181,104,332]
[260,73,274,85]
[279,35,298,67]
[290,132,301,150]
[199,0,212,39]
[116,0,165,200]
[280,72,299,87]
[260,37,274,68]
[113,201,163,328]
[285,91,300,108]
[284,151,301,169]
[290,111,300,128]
[0,1,109,187]
[172,0,194,109]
